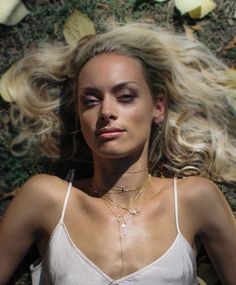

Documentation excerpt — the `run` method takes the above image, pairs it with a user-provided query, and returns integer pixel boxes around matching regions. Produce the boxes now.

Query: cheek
[127,104,154,126]
[80,114,94,132]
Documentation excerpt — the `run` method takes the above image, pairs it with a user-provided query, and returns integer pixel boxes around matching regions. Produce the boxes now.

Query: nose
[99,96,118,122]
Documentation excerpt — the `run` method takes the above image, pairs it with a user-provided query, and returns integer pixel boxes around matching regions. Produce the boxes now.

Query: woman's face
[77,53,164,159]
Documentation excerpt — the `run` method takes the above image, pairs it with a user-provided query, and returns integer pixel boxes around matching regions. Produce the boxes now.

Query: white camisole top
[30,178,199,285]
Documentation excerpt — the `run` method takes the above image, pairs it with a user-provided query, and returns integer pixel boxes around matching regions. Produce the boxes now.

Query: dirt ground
[0,0,235,284]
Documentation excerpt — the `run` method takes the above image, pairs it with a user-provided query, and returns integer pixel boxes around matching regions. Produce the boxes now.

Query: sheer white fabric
[30,179,199,285]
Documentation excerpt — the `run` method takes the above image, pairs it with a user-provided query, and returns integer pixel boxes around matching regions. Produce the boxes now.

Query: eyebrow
[78,81,140,95]
[78,86,99,95]
[111,81,139,93]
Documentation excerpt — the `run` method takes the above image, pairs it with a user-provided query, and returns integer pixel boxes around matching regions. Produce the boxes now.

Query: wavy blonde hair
[5,23,236,182]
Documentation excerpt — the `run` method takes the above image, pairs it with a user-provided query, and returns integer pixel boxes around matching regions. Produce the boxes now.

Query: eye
[118,89,137,103]
[81,95,100,106]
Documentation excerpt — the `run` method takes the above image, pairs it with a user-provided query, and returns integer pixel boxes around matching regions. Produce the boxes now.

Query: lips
[96,127,125,139]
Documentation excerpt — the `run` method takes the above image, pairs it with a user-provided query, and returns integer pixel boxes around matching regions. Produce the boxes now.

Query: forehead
[77,53,147,87]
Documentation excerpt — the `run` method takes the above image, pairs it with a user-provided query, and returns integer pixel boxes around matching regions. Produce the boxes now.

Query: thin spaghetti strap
[60,169,75,223]
[60,182,73,223]
[173,177,181,233]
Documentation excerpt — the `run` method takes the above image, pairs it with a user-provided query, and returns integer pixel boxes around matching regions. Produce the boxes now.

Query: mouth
[95,128,125,139]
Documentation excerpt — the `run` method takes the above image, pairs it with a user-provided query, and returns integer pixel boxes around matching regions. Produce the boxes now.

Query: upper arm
[0,174,59,284]
[186,178,236,285]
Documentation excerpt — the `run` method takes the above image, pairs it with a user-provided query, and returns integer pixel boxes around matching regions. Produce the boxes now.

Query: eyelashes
[80,89,138,107]
[117,93,137,103]
[81,96,99,106]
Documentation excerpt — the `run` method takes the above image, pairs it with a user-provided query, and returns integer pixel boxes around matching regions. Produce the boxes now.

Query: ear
[153,96,165,124]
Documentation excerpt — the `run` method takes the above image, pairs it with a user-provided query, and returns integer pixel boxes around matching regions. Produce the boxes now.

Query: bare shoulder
[176,176,228,212]
[176,176,235,233]
[17,174,67,207]
[4,174,70,231]
[176,176,221,200]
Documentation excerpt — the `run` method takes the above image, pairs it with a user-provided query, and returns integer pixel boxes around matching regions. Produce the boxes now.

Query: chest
[57,195,180,279]
[39,221,197,284]
[39,188,195,281]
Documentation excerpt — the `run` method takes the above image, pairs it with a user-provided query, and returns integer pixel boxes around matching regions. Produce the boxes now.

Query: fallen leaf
[96,3,110,10]
[183,25,195,40]
[0,0,29,25]
[175,0,203,15]
[63,9,96,46]
[104,16,119,29]
[183,24,203,40]
[175,0,216,19]
[190,24,202,31]
[155,0,169,2]
[227,19,234,26]
[198,262,219,285]
[225,68,236,88]
[142,17,156,24]
[189,0,216,19]
[197,277,207,285]
[224,36,236,50]
[0,65,15,102]
[0,189,20,201]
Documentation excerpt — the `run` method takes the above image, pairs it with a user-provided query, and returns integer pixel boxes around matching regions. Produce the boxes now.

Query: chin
[95,149,129,159]
[93,144,146,160]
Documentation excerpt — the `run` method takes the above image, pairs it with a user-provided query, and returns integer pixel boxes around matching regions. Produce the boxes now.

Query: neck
[90,155,150,205]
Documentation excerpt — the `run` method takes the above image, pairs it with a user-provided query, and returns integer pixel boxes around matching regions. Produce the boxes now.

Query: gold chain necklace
[102,174,151,236]
[91,173,150,195]
[102,174,151,281]
[103,174,151,216]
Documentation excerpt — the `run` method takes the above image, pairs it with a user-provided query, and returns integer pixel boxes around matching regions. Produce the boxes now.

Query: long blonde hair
[5,23,236,182]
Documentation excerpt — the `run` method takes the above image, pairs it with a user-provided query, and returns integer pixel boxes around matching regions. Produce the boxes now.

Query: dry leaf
[63,10,96,46]
[198,263,219,285]
[142,17,156,24]
[175,0,216,19]
[0,189,19,201]
[155,0,169,2]
[190,24,202,31]
[183,24,203,40]
[0,65,14,102]
[0,0,29,25]
[224,36,236,50]
[197,277,208,285]
[175,0,203,15]
[189,0,216,19]
[104,16,119,29]
[225,68,236,88]
[183,25,195,40]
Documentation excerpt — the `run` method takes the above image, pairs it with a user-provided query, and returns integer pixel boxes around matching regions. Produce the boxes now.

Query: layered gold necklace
[102,174,151,236]
[102,174,151,280]
[91,173,152,281]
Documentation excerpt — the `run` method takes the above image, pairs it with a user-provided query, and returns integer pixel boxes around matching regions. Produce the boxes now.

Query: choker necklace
[103,174,151,215]
[94,167,148,175]
[91,173,150,195]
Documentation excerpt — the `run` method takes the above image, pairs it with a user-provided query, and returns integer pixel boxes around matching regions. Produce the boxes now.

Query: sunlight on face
[77,53,163,159]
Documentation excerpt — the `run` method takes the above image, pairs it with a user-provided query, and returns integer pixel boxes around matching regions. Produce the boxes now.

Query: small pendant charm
[117,215,127,236]
[129,207,142,215]
[121,222,127,236]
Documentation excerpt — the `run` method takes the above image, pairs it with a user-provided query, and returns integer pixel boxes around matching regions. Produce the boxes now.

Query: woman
[0,23,235,285]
